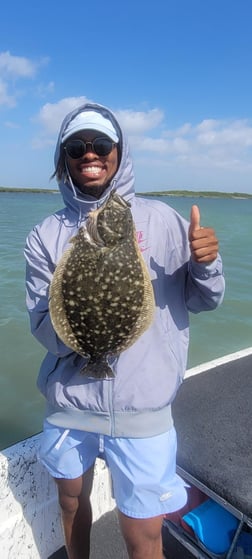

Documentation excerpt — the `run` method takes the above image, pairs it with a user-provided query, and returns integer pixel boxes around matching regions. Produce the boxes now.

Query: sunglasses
[64,137,116,159]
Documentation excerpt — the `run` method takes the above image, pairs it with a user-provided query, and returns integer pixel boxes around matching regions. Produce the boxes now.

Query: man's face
[64,130,118,198]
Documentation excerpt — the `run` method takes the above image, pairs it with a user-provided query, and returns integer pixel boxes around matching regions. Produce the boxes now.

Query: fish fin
[80,356,115,379]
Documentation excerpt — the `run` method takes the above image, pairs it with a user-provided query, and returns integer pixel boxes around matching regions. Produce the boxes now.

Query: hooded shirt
[24,102,225,437]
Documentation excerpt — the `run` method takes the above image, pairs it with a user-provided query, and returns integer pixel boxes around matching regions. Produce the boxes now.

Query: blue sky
[1,0,252,194]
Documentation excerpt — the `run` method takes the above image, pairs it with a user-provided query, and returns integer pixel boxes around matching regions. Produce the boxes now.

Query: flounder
[49,192,155,378]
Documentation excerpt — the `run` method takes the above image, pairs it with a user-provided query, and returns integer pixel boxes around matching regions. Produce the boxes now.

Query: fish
[49,191,155,378]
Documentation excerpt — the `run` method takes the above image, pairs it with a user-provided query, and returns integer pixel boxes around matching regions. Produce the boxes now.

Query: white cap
[61,110,119,143]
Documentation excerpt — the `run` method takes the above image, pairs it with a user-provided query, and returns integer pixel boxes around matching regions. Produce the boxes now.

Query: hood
[54,102,135,218]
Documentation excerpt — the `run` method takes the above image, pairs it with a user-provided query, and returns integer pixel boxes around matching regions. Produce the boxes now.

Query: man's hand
[189,205,219,263]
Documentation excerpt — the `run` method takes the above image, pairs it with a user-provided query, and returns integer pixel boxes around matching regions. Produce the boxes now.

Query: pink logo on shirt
[136,230,150,252]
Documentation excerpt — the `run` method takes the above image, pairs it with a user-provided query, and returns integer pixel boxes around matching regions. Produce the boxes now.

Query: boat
[164,346,252,559]
[1,347,252,559]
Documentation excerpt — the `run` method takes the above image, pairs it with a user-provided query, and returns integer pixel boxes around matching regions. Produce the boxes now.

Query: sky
[1,0,252,194]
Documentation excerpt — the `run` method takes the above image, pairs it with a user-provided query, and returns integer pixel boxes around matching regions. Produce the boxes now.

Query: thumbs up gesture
[189,205,219,263]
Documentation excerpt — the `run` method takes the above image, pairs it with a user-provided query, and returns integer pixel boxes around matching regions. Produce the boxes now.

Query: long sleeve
[185,255,225,313]
[24,227,73,357]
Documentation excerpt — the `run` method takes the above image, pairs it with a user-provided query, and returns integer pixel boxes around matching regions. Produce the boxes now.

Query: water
[0,192,251,450]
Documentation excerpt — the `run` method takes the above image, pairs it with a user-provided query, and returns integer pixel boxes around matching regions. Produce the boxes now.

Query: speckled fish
[49,192,155,378]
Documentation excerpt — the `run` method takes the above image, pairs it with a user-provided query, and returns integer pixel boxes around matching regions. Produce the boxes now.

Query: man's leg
[55,465,94,559]
[118,511,165,559]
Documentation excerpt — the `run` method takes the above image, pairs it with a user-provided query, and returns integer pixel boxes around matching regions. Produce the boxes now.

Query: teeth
[83,166,101,174]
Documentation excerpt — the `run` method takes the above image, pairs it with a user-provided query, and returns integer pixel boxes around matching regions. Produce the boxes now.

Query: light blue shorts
[38,421,188,518]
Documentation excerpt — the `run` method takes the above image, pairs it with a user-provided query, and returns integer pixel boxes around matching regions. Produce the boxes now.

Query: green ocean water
[0,191,251,449]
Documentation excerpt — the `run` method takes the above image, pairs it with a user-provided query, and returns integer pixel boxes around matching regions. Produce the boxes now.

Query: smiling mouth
[81,166,103,175]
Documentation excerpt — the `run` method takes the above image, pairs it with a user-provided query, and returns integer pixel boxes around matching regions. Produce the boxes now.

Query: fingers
[190,228,219,262]
[189,205,219,263]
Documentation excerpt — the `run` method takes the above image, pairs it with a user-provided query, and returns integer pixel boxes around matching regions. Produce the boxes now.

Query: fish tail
[80,356,115,379]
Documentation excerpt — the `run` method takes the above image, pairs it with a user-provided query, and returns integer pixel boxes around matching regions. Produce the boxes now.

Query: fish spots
[49,192,155,378]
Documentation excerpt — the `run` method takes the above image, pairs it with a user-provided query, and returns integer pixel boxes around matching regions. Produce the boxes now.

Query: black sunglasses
[64,137,116,159]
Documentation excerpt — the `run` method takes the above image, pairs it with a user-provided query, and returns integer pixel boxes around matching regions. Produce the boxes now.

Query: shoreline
[138,189,252,199]
[0,186,252,199]
[0,187,59,194]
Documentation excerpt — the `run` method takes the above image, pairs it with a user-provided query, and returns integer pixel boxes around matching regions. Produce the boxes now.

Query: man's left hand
[189,205,219,263]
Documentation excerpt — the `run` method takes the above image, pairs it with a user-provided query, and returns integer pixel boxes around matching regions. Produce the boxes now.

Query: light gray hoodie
[25,102,225,437]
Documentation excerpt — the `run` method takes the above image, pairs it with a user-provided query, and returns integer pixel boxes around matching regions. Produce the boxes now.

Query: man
[25,103,225,559]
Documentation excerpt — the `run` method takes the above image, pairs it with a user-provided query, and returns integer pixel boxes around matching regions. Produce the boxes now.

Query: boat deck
[173,351,252,519]
[162,350,252,558]
[48,516,194,559]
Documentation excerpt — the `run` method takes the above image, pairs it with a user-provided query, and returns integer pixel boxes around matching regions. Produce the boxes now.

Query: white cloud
[173,137,190,153]
[36,81,55,98]
[115,108,164,134]
[196,119,252,147]
[33,96,90,140]
[163,122,192,138]
[35,103,164,139]
[32,98,252,183]
[0,51,50,107]
[196,119,217,132]
[130,135,190,156]
[0,51,38,78]
[0,78,16,106]
[131,117,252,172]
[133,136,172,153]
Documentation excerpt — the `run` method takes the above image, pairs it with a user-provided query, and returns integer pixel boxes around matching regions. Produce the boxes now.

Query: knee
[55,477,83,515]
[55,472,94,517]
[118,513,163,558]
[58,491,79,515]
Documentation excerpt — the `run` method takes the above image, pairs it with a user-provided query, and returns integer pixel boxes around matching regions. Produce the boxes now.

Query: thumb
[190,205,201,232]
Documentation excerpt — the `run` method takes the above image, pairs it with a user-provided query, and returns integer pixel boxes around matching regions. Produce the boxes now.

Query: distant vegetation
[0,187,59,193]
[139,189,252,199]
[0,186,252,198]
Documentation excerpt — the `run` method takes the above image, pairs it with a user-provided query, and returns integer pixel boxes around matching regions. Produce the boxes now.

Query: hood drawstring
[65,162,118,227]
